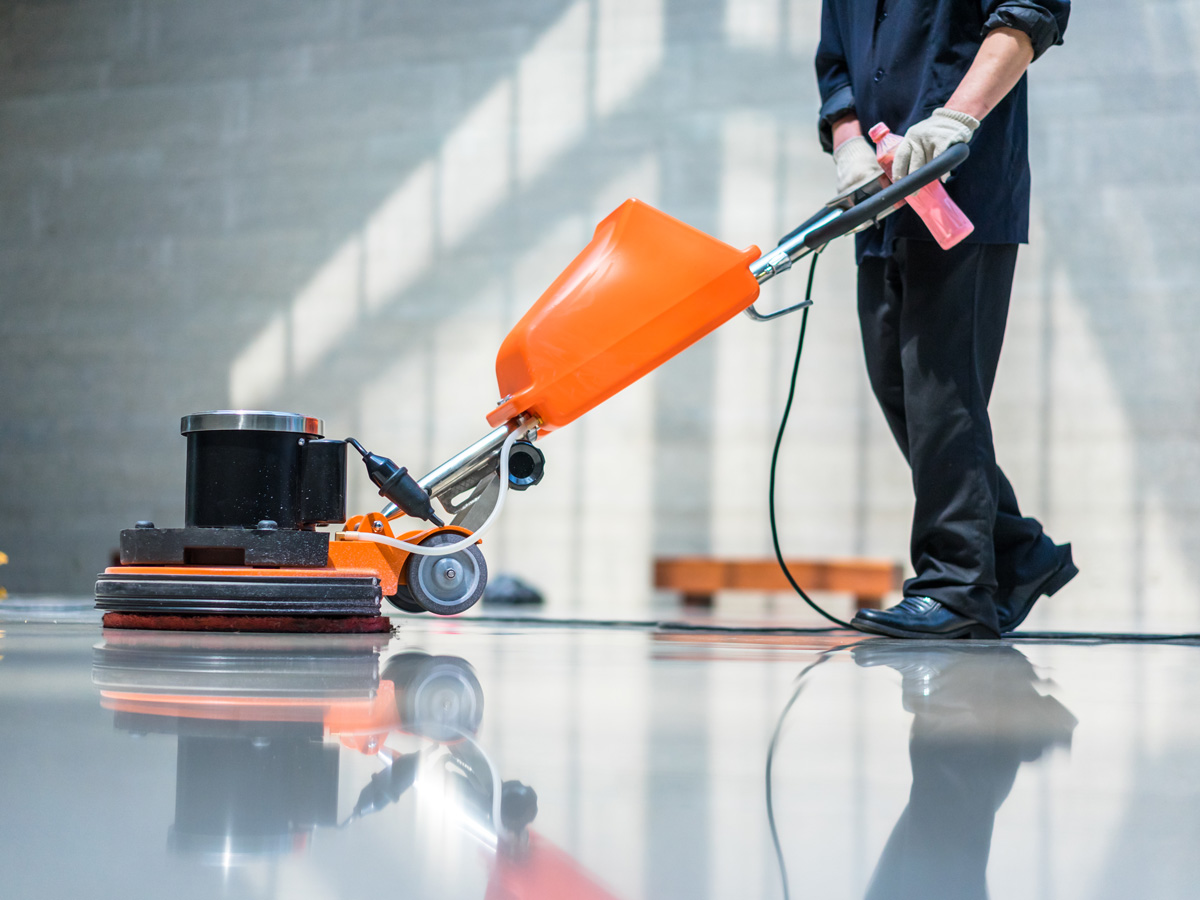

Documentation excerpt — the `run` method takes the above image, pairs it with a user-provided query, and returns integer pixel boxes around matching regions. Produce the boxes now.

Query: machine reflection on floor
[90,630,619,898]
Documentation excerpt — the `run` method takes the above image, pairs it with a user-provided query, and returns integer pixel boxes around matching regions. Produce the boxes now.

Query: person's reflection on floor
[853,643,1077,900]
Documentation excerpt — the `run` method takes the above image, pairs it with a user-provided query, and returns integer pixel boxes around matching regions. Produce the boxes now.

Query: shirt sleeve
[814,1,855,153]
[982,1,1070,61]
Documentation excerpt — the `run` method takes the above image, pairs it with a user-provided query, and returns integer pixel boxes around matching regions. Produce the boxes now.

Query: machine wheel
[386,585,425,614]
[402,532,488,616]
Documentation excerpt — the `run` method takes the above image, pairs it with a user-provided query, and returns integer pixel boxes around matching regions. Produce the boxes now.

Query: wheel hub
[431,558,465,596]
[414,546,480,609]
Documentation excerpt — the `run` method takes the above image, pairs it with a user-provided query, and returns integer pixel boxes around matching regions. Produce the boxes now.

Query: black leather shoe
[997,543,1078,633]
[852,596,998,640]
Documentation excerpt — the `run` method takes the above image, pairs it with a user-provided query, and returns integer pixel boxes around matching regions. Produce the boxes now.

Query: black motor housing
[110,411,349,570]
[182,411,346,530]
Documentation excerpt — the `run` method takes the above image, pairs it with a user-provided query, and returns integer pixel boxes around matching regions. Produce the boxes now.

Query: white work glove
[833,135,885,195]
[892,108,980,181]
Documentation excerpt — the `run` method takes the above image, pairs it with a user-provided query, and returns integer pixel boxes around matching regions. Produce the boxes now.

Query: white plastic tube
[337,427,522,557]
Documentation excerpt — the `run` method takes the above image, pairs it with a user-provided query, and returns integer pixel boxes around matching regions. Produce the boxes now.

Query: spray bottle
[869,122,973,250]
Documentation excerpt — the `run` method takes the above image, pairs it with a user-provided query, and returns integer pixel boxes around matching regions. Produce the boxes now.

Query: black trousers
[857,239,1059,632]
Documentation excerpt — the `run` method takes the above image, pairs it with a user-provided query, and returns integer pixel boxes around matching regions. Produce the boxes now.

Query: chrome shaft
[419,423,514,495]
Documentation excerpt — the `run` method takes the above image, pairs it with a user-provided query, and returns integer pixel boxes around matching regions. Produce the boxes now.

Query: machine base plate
[95,571,386,633]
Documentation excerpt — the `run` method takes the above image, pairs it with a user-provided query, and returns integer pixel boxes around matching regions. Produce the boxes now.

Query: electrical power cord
[767,250,856,631]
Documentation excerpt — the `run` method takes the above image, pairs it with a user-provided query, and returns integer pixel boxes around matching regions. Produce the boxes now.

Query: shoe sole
[851,616,997,641]
[1001,546,1079,633]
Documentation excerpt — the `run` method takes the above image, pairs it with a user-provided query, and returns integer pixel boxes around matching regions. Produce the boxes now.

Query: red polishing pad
[102,612,393,634]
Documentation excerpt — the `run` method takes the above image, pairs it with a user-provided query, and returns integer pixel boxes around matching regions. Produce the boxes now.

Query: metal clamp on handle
[743,142,970,322]
[741,288,815,322]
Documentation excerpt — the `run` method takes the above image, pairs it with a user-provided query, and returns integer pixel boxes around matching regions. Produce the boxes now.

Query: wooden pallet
[654,556,902,611]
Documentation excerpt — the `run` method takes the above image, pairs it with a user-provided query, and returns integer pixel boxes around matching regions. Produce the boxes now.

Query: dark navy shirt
[815,0,1070,260]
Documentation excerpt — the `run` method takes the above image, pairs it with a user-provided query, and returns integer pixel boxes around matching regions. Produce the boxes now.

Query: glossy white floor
[1,611,1197,900]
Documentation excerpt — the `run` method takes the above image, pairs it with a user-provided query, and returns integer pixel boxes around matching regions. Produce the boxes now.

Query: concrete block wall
[1,0,1197,630]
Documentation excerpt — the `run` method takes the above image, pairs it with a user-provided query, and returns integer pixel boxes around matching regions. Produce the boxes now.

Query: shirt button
[873,68,885,82]
[878,10,888,22]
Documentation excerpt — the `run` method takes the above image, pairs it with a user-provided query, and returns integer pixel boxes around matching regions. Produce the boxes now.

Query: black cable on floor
[411,613,844,634]
[408,614,1200,644]
[1014,631,1200,644]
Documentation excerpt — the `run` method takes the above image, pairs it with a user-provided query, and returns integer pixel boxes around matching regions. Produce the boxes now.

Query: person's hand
[833,135,885,194]
[892,108,980,181]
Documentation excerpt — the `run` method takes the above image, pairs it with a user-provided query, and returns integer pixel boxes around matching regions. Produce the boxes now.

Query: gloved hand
[833,135,885,195]
[892,107,980,181]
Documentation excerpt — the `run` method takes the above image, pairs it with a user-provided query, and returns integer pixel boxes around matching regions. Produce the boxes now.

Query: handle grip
[803,142,970,250]
[742,142,969,322]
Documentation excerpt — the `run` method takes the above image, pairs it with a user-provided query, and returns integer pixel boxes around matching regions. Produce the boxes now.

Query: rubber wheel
[402,532,488,616]
[386,584,425,614]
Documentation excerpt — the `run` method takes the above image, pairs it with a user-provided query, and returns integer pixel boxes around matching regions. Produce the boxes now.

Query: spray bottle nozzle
[346,439,444,526]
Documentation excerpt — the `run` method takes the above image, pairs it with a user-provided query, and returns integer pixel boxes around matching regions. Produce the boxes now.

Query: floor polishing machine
[95,145,968,632]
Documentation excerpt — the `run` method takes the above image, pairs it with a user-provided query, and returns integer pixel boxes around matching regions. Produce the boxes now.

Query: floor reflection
[2,619,1194,899]
[851,643,1077,900]
[90,629,620,898]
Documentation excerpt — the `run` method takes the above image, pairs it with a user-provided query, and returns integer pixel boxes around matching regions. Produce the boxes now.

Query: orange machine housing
[101,517,471,601]
[487,199,761,432]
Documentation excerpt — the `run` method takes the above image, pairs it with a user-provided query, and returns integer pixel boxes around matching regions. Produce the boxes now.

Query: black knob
[500,780,539,831]
[506,441,545,491]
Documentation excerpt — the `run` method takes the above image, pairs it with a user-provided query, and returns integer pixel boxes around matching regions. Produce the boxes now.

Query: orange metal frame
[102,515,476,598]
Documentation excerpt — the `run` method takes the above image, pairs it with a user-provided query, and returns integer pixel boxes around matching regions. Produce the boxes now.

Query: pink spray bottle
[869,122,973,250]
